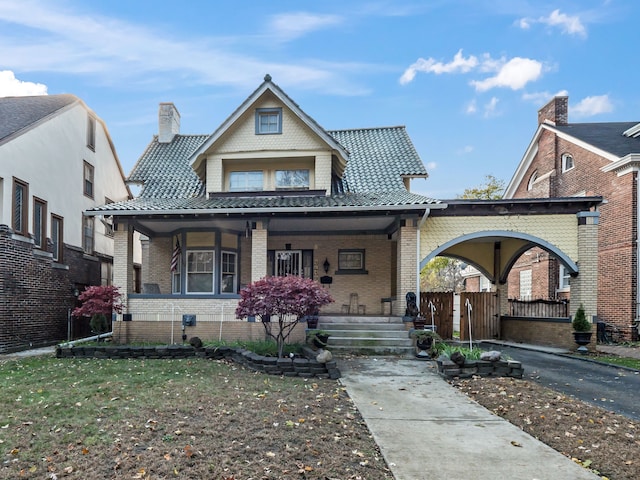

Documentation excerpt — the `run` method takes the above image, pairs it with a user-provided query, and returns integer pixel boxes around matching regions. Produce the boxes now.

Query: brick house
[0,94,137,352]
[504,96,640,340]
[89,77,601,348]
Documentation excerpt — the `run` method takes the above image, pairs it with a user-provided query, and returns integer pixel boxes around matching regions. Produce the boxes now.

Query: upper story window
[561,153,574,172]
[558,264,571,290]
[82,215,94,254]
[255,108,282,134]
[12,177,28,235]
[275,169,309,190]
[87,114,96,150]
[527,170,538,191]
[229,171,263,192]
[83,161,94,198]
[33,197,47,249]
[51,214,63,262]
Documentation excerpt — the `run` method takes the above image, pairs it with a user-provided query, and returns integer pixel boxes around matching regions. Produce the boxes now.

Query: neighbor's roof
[128,125,428,199]
[553,122,640,158]
[0,94,79,144]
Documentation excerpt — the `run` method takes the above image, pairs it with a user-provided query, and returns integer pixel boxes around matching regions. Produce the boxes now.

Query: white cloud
[522,90,569,105]
[466,99,477,114]
[483,97,500,118]
[399,50,478,85]
[470,57,543,92]
[426,161,437,170]
[572,95,613,117]
[517,9,586,37]
[269,12,343,41]
[456,145,474,155]
[0,70,47,96]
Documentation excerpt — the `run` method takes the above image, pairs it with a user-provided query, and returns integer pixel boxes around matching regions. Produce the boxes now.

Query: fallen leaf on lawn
[510,441,522,447]
[81,447,89,454]
[265,451,276,457]
[63,466,73,474]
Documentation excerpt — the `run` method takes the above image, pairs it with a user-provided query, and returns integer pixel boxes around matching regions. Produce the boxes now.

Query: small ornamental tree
[72,285,123,335]
[235,276,334,358]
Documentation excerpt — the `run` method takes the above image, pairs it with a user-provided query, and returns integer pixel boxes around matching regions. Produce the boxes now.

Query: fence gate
[459,292,499,341]
[420,292,454,339]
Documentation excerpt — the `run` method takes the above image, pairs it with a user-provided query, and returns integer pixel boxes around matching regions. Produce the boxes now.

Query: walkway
[337,357,599,480]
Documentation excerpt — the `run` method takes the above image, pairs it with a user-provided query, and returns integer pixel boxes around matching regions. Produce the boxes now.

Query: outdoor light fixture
[323,258,330,274]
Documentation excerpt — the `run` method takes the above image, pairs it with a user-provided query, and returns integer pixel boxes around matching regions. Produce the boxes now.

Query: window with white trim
[187,250,214,293]
[558,264,571,290]
[255,108,282,134]
[519,270,532,300]
[527,171,538,191]
[561,153,574,172]
[275,169,309,190]
[229,171,263,192]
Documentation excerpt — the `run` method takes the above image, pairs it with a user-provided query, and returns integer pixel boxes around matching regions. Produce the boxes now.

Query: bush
[572,304,591,332]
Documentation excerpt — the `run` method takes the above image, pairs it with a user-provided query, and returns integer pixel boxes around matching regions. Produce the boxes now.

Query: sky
[1,0,638,199]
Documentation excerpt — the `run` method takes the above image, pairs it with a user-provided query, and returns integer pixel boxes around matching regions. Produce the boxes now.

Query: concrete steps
[317,316,414,355]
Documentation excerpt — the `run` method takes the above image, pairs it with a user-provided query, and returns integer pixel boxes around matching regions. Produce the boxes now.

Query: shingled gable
[189,74,350,183]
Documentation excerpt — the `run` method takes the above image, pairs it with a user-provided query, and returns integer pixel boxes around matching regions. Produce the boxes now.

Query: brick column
[395,219,418,316]
[113,223,134,306]
[251,221,268,282]
[571,212,599,321]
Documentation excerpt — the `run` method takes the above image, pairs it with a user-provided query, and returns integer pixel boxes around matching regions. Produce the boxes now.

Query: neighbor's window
[275,169,310,190]
[82,215,94,254]
[255,108,282,134]
[83,161,94,198]
[33,198,47,249]
[186,250,214,293]
[51,215,63,262]
[519,269,532,300]
[338,249,366,273]
[527,171,538,191]
[558,264,571,290]
[562,153,574,172]
[12,178,28,235]
[102,197,114,237]
[87,114,96,150]
[229,171,263,191]
[221,251,237,293]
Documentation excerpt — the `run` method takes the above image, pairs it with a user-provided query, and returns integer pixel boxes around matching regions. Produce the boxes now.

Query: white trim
[623,122,640,138]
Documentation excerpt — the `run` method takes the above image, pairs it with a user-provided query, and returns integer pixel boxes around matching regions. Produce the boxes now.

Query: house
[91,77,602,349]
[0,94,137,352]
[504,96,640,341]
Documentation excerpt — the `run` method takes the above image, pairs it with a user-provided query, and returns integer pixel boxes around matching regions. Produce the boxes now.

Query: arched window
[527,170,538,191]
[562,153,574,172]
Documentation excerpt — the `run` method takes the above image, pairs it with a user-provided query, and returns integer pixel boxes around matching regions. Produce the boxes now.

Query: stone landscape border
[55,344,341,379]
[436,358,524,379]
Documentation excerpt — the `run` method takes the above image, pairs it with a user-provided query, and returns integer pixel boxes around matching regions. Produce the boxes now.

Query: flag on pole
[170,239,181,272]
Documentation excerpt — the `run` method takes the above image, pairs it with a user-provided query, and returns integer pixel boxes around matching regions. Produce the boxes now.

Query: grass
[587,354,640,370]
[0,354,391,479]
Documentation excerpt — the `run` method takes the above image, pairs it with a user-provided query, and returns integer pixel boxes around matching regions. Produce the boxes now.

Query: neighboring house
[504,96,640,340]
[90,77,601,349]
[0,94,137,352]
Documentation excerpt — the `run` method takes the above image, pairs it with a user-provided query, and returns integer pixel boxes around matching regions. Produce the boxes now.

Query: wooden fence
[508,298,569,318]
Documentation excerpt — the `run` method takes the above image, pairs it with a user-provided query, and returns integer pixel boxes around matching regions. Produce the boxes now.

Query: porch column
[113,222,134,305]
[570,212,599,321]
[251,221,268,282]
[395,219,418,316]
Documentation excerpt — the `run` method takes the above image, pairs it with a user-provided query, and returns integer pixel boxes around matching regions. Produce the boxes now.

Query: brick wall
[0,224,102,353]
[501,317,578,350]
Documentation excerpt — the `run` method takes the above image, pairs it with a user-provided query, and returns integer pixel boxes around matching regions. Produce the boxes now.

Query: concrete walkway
[338,357,600,480]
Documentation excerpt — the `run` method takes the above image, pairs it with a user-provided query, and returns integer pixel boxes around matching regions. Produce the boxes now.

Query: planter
[573,331,592,353]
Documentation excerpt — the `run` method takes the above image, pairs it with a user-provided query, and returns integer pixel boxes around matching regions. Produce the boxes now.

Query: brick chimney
[158,102,180,143]
[538,96,568,126]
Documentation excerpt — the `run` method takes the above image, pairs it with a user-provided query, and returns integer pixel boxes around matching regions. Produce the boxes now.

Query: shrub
[572,304,591,332]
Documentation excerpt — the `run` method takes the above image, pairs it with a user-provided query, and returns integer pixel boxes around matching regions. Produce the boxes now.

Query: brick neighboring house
[504,96,640,340]
[0,94,138,352]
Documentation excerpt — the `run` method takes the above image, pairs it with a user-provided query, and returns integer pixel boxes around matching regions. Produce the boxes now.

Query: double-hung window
[558,264,571,290]
[221,251,237,293]
[229,171,263,192]
[12,178,28,236]
[33,198,47,249]
[83,161,94,198]
[562,153,574,172]
[87,114,96,150]
[187,250,214,293]
[51,215,63,262]
[255,108,282,134]
[82,215,94,254]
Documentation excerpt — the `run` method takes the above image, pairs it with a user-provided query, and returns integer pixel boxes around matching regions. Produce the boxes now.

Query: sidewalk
[337,357,599,480]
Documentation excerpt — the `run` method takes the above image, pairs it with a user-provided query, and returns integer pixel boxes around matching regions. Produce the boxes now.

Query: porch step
[316,317,414,355]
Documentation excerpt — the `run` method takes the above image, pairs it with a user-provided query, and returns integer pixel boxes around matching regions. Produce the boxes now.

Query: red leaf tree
[73,285,123,334]
[235,276,334,358]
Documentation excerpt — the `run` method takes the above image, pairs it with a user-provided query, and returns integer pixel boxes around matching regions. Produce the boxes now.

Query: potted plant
[572,303,592,351]
[307,329,331,349]
[410,329,440,357]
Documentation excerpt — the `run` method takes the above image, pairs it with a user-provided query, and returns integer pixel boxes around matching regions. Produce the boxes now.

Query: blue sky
[1,0,637,199]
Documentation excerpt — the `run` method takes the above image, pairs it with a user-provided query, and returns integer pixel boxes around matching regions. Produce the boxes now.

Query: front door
[275,250,302,276]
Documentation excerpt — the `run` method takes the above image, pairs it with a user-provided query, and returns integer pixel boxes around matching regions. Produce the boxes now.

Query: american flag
[170,240,181,272]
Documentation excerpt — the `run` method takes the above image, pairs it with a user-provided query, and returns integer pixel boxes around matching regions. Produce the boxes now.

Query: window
[275,250,302,277]
[87,114,96,150]
[255,107,282,134]
[33,198,47,249]
[221,251,237,293]
[275,169,310,190]
[558,264,571,290]
[338,249,367,273]
[519,270,532,300]
[12,178,28,235]
[229,171,263,191]
[83,161,94,198]
[51,215,63,262]
[101,197,114,237]
[527,171,538,191]
[82,215,94,254]
[562,153,574,172]
[101,261,113,286]
[187,250,214,293]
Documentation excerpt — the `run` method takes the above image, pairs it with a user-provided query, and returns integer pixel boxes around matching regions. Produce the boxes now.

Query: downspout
[417,209,431,300]
[636,174,640,330]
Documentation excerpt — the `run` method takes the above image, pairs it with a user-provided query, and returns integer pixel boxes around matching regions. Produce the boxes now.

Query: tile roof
[553,122,640,158]
[0,94,79,143]
[329,126,427,193]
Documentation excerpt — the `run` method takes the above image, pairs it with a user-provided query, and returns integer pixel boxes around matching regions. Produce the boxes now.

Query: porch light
[323,258,330,274]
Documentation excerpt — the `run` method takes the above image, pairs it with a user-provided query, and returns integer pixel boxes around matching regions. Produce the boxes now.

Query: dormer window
[276,169,309,190]
[562,153,574,172]
[255,108,282,134]
[229,171,263,192]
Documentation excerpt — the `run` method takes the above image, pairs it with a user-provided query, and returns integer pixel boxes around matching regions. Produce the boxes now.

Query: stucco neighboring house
[504,96,640,341]
[0,94,138,352]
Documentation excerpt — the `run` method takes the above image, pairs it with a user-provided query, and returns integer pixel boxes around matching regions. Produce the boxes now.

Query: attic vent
[623,123,640,138]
